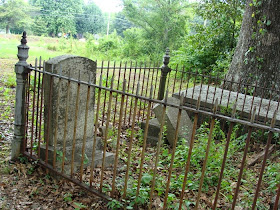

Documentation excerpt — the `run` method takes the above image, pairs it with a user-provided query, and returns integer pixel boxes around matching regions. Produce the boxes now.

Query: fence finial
[158,48,171,100]
[163,48,170,66]
[17,31,29,66]
[21,31,27,45]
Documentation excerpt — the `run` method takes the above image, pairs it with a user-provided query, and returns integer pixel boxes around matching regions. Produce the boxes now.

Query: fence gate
[12,32,280,209]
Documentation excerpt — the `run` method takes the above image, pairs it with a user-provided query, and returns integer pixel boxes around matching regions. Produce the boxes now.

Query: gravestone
[42,55,113,172]
[173,85,280,127]
[153,97,193,146]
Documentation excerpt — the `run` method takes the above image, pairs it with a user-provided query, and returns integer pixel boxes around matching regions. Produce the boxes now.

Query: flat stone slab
[153,97,193,146]
[173,85,280,127]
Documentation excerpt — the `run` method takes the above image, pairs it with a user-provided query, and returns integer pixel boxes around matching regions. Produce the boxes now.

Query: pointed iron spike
[231,103,237,118]
[35,58,38,69]
[270,110,277,128]
[180,95,184,106]
[150,86,154,99]
[164,89,169,103]
[250,106,256,123]
[136,83,140,96]
[196,96,201,110]
[99,74,102,86]
[51,64,54,73]
[59,65,62,77]
[78,69,81,81]
[88,74,91,84]
[110,76,114,89]
[43,61,46,72]
[123,79,126,92]
[21,31,27,45]
[213,98,218,114]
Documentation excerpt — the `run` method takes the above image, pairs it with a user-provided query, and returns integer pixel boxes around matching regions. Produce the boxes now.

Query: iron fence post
[11,31,30,160]
[158,48,171,100]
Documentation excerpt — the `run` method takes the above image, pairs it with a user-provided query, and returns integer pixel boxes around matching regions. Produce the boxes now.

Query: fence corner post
[158,48,171,100]
[11,31,30,160]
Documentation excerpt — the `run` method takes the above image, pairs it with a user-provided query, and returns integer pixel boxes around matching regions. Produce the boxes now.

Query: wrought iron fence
[12,32,280,209]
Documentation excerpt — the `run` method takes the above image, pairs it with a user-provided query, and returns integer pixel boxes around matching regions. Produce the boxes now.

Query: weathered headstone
[153,97,193,146]
[42,55,113,171]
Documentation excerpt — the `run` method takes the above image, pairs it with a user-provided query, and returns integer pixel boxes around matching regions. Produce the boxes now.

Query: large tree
[0,0,34,34]
[30,0,83,36]
[122,0,189,54]
[76,2,105,35]
[225,0,280,98]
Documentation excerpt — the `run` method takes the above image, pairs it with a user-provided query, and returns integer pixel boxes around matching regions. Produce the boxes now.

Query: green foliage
[63,193,73,202]
[173,0,245,76]
[0,0,36,34]
[76,2,105,35]
[107,199,124,209]
[111,12,134,36]
[32,16,48,36]
[123,0,189,55]
[30,0,83,36]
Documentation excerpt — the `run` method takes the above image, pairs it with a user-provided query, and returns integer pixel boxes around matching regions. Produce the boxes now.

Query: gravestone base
[40,138,114,174]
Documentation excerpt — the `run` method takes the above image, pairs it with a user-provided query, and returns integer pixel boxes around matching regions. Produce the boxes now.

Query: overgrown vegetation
[102,120,280,209]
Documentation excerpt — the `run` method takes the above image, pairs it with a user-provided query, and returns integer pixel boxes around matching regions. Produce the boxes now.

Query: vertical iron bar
[52,70,62,169]
[30,59,37,156]
[79,84,91,182]
[172,65,178,95]
[212,104,237,209]
[128,61,137,125]
[252,111,276,209]
[231,107,256,209]
[113,62,122,127]
[111,81,126,196]
[37,62,45,158]
[61,80,71,173]
[90,75,102,187]
[163,96,184,209]
[45,73,53,164]
[70,82,81,177]
[178,98,201,210]
[102,61,110,125]
[273,184,280,210]
[136,87,153,199]
[123,84,139,199]
[194,99,218,210]
[99,77,114,192]
[148,91,168,210]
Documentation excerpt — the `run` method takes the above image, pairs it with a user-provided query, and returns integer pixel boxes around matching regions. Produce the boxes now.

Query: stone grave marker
[42,55,113,172]
[153,97,193,146]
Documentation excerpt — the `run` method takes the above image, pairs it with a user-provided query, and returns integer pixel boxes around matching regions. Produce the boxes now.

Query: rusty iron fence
[12,32,280,209]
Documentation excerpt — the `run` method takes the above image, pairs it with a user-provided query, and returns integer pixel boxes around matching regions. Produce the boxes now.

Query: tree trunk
[6,24,10,34]
[225,0,280,99]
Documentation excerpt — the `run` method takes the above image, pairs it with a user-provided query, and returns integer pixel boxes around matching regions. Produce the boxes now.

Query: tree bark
[226,0,280,99]
[6,24,10,34]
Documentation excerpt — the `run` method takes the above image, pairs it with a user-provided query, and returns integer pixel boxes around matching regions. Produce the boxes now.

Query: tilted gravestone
[153,97,193,146]
[42,55,113,172]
